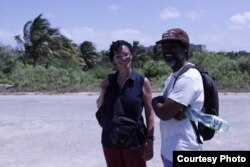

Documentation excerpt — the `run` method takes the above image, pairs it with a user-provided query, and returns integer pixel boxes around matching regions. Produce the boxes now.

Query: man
[151,28,204,167]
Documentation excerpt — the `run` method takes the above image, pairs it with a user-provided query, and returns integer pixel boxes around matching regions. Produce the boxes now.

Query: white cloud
[61,27,154,51]
[211,24,220,31]
[0,29,21,46]
[228,24,244,31]
[160,7,180,19]
[193,31,250,51]
[62,25,250,52]
[187,11,201,20]
[110,28,153,45]
[72,27,95,35]
[108,4,118,11]
[228,12,250,32]
[0,30,13,39]
[60,29,73,38]
[61,27,100,43]
[111,29,140,38]
[230,12,250,25]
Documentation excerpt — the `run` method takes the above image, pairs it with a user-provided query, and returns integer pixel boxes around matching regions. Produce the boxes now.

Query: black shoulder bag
[95,102,105,127]
[110,97,142,148]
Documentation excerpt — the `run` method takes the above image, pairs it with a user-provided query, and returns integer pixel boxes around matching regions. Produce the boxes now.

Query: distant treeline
[1,42,249,92]
[0,14,249,92]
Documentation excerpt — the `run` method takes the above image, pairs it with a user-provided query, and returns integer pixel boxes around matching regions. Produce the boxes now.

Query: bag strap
[191,121,203,144]
[172,63,203,144]
[173,63,196,86]
[113,97,126,116]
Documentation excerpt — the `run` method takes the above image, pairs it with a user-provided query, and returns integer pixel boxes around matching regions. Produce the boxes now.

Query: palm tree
[15,14,78,67]
[49,35,77,57]
[132,41,151,68]
[23,14,57,66]
[42,34,79,68]
[152,44,162,61]
[79,41,99,70]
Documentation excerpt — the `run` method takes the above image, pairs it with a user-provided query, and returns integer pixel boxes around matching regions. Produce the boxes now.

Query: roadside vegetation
[0,14,249,93]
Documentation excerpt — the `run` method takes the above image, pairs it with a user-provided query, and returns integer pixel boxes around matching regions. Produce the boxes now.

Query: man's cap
[156,28,189,45]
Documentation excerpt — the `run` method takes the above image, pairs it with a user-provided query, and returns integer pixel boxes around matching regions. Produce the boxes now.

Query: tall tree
[132,41,151,68]
[152,44,162,61]
[15,14,78,67]
[24,14,56,66]
[79,41,99,70]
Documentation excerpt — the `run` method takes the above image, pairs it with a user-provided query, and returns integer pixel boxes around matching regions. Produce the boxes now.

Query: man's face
[161,41,184,67]
[161,42,183,57]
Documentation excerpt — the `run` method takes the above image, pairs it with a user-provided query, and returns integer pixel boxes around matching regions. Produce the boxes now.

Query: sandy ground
[0,92,249,167]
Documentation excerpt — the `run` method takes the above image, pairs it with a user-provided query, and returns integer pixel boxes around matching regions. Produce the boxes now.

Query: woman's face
[113,45,132,69]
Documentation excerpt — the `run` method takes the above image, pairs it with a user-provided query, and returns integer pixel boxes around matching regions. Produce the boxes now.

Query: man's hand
[173,111,186,121]
[151,96,164,108]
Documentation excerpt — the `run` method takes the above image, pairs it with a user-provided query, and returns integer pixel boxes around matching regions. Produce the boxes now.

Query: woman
[96,40,154,167]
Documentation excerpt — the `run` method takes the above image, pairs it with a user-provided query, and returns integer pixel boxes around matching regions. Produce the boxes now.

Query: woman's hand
[96,78,109,108]
[142,139,154,161]
[100,78,109,90]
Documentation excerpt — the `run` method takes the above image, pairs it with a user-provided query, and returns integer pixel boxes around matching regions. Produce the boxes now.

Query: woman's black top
[101,70,147,148]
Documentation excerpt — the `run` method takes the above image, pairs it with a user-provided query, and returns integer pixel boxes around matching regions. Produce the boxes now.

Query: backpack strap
[173,63,203,144]
[173,63,195,87]
[191,121,203,144]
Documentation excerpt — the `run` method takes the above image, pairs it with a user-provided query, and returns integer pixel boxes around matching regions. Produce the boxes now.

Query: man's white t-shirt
[160,64,204,161]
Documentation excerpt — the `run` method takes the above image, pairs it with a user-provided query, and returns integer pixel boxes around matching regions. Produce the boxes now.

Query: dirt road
[0,93,249,167]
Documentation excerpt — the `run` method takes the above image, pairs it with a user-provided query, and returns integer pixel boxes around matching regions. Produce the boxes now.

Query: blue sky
[0,0,250,51]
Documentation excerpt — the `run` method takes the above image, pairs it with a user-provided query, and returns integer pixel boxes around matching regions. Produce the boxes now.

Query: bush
[0,45,19,74]
[90,65,113,79]
[8,65,92,92]
[190,51,250,90]
[1,43,249,92]
[142,60,170,79]
[150,75,168,92]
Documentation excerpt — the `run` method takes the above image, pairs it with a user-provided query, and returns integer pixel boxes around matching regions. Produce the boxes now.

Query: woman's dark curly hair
[108,40,133,62]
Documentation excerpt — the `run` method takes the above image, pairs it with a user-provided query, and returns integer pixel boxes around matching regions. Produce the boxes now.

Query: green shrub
[1,44,250,92]
[190,51,250,91]
[150,75,168,92]
[142,60,170,79]
[90,65,113,79]
[9,65,83,92]
[0,46,19,74]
